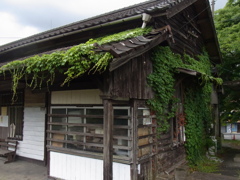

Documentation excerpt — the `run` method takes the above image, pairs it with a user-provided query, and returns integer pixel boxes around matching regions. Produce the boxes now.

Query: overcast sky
[0,0,228,46]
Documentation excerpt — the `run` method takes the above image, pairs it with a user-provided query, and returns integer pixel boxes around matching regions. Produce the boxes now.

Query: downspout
[141,13,152,28]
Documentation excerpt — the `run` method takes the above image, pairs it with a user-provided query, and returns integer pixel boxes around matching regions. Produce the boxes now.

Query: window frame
[47,106,132,160]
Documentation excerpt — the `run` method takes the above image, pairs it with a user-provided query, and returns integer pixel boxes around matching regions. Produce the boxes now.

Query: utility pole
[211,0,216,17]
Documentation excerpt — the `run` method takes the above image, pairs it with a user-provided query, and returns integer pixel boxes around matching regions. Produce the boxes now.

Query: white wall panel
[23,130,45,137]
[50,152,131,180]
[17,151,43,160]
[17,107,45,161]
[23,121,45,127]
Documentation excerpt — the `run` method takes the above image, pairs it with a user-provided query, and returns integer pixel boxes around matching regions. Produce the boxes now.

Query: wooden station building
[0,0,221,179]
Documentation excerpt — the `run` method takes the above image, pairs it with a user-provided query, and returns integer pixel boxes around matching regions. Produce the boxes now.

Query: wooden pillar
[211,87,220,138]
[102,95,113,180]
[131,99,138,180]
[214,104,220,138]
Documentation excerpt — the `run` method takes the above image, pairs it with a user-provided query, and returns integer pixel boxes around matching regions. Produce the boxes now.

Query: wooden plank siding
[110,54,153,100]
[155,131,186,175]
[25,88,45,107]
[154,6,205,57]
[135,101,157,180]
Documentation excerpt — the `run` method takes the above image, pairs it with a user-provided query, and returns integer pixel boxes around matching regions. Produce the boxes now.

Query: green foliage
[147,46,217,165]
[214,0,240,123]
[147,46,219,134]
[0,27,152,99]
[147,47,180,132]
[184,86,212,165]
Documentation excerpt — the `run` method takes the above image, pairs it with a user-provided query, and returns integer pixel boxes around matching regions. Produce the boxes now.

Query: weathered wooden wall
[110,54,153,100]
[156,132,186,175]
[154,6,204,57]
[25,88,45,107]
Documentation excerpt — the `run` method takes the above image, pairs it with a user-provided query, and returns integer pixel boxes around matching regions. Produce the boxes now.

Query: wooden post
[102,95,113,180]
[131,99,138,180]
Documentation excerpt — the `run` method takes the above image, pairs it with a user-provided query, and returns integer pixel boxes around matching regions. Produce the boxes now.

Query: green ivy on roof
[0,27,152,98]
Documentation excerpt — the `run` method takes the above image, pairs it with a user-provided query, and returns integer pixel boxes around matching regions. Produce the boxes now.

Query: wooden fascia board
[166,0,197,19]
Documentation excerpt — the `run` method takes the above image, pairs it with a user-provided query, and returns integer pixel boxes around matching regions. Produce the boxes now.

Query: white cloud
[4,0,147,17]
[0,0,147,46]
[0,12,39,45]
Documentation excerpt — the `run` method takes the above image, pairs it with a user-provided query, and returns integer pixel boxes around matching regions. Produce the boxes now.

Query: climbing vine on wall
[147,47,180,132]
[184,85,212,165]
[0,27,152,99]
[147,46,222,165]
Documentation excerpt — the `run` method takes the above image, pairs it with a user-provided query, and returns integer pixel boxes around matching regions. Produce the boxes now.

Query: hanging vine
[0,27,152,100]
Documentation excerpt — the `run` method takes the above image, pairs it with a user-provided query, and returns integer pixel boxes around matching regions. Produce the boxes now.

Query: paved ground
[0,157,47,180]
[217,147,240,178]
[174,143,240,180]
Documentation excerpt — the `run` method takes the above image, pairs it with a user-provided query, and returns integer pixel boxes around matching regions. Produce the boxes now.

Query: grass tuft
[189,156,220,173]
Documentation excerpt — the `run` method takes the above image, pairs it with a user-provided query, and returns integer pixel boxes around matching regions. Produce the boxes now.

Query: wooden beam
[102,95,113,180]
